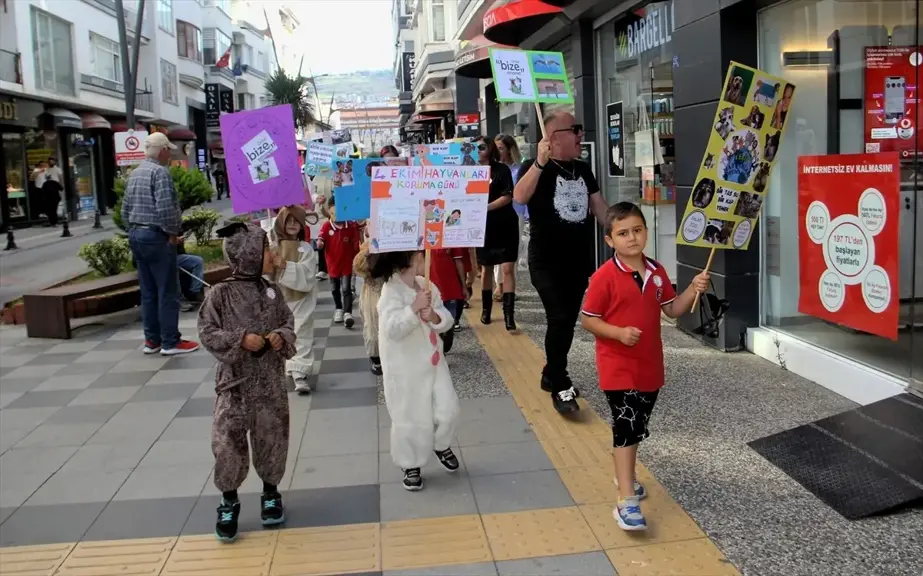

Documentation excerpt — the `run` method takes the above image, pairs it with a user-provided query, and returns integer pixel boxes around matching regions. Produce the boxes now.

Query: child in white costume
[373,250,461,491]
[270,205,318,394]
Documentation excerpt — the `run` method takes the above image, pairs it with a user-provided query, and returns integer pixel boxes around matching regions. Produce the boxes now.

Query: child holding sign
[372,250,460,491]
[580,203,709,532]
[317,196,361,328]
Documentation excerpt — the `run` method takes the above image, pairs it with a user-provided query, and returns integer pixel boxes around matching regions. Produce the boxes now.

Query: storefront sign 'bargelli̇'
[617,1,675,59]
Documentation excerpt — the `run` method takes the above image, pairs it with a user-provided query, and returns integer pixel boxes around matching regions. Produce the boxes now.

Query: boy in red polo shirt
[316,197,361,329]
[429,247,467,352]
[581,202,709,532]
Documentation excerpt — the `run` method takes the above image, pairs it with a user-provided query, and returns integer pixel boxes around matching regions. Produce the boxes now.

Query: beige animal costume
[353,232,382,361]
[271,205,318,391]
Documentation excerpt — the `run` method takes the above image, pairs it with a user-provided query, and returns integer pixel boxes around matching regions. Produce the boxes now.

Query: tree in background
[264,69,317,132]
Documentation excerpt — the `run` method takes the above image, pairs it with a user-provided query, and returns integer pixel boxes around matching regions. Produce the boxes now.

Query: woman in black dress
[474,136,519,331]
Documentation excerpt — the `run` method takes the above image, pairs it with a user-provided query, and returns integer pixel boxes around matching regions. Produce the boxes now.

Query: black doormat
[748,394,923,519]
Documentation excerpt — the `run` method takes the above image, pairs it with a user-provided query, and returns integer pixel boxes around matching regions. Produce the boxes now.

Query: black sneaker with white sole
[370,357,383,376]
[434,448,460,472]
[261,491,285,526]
[552,387,580,414]
[215,498,240,542]
[540,372,580,398]
[402,468,423,491]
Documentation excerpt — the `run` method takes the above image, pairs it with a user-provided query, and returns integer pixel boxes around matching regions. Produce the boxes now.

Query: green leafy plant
[78,236,132,277]
[171,165,213,210]
[183,206,221,246]
[111,166,213,231]
[264,69,317,131]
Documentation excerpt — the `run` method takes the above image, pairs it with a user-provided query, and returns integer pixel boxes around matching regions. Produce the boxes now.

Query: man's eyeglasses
[552,124,584,136]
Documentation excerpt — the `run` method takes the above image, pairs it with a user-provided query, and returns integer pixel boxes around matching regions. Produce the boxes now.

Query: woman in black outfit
[474,136,519,331]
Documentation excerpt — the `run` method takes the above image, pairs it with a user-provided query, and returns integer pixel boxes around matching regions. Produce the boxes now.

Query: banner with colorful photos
[332,157,408,222]
[676,62,796,250]
[368,165,490,253]
[489,48,574,105]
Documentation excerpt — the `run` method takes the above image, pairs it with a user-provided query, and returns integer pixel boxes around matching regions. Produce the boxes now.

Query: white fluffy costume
[378,275,460,470]
[270,206,318,380]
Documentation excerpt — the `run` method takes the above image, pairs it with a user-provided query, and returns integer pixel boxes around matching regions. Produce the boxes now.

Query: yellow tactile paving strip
[0,293,740,575]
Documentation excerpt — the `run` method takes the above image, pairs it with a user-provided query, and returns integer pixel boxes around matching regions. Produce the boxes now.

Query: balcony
[136,91,154,113]
[0,50,22,84]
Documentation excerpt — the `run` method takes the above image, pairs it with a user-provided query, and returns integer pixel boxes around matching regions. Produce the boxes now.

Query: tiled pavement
[0,275,919,575]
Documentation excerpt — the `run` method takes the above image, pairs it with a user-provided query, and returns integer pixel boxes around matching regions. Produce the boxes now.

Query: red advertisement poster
[797,153,900,340]
[864,46,923,158]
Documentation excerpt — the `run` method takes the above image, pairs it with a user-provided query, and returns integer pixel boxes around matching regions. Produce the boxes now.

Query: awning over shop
[410,113,444,124]
[483,0,563,45]
[44,107,83,130]
[455,34,516,78]
[417,89,454,114]
[167,126,197,141]
[111,122,146,132]
[81,113,111,130]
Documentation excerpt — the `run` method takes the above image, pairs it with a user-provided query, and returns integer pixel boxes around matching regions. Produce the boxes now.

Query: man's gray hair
[144,143,166,159]
[543,110,564,129]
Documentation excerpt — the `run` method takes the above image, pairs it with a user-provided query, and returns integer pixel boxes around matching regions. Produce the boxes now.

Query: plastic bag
[518,219,530,272]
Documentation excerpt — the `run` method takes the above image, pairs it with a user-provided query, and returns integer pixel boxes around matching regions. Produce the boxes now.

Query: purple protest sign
[219,104,303,214]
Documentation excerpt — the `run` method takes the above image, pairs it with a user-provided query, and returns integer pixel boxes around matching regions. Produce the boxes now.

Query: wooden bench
[23,272,140,339]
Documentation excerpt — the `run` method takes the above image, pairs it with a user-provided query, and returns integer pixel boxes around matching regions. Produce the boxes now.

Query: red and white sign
[457,113,480,125]
[864,46,922,158]
[114,130,148,166]
[797,153,900,340]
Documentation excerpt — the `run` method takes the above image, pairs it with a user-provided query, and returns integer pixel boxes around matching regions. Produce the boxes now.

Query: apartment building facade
[0,0,277,230]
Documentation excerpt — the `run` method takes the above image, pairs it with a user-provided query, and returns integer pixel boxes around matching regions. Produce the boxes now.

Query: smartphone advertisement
[864,46,923,158]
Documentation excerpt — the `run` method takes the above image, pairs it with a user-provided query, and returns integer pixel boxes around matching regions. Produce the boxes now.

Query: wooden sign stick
[535,102,546,138]
[691,247,716,313]
[424,248,431,287]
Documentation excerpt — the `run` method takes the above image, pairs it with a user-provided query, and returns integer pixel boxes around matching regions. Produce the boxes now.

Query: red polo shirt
[582,256,676,392]
[429,248,466,302]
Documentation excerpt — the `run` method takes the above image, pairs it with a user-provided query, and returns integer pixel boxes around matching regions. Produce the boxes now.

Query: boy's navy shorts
[604,389,660,448]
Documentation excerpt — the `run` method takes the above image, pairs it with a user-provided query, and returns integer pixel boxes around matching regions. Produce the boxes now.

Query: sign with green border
[488,48,574,104]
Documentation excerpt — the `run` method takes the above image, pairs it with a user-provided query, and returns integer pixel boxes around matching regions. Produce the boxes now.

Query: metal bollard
[93,209,103,229]
[61,218,72,238]
[4,229,17,251]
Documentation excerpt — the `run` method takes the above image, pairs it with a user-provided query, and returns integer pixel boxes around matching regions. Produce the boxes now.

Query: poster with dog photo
[677,61,796,250]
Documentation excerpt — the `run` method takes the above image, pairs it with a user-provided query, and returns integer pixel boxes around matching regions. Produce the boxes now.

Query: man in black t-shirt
[514,112,609,415]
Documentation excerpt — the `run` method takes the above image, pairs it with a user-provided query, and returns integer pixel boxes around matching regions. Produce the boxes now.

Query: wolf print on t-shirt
[553,175,589,223]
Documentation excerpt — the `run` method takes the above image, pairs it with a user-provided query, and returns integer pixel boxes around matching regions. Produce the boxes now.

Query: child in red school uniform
[316,197,361,328]
[580,202,709,533]
[428,247,467,352]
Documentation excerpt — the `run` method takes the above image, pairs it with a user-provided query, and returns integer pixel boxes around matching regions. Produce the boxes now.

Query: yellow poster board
[676,61,796,250]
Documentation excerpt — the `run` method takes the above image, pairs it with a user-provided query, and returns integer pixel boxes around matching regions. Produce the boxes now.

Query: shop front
[0,96,44,230]
[745,0,921,402]
[595,0,677,279]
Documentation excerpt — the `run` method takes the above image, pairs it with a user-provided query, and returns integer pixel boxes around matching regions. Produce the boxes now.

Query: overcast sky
[292,1,395,74]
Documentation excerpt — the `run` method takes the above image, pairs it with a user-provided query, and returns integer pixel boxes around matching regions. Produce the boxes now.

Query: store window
[31,8,75,96]
[177,21,203,62]
[758,0,920,389]
[596,1,677,278]
[89,33,121,84]
[3,133,28,220]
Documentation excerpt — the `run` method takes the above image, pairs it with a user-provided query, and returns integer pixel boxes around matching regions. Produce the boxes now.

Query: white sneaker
[344,312,355,328]
[333,309,344,323]
[293,376,312,394]
[315,271,329,280]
